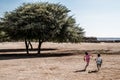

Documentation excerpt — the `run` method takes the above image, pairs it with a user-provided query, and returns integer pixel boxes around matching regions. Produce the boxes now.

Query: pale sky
[0,0,120,37]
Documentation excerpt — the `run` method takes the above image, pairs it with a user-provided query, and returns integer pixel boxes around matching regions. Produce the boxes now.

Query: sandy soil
[0,42,120,80]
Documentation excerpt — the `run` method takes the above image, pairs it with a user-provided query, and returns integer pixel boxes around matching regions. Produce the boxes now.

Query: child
[95,54,102,71]
[83,52,93,71]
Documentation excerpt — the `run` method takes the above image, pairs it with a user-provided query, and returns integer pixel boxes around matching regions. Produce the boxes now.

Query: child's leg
[97,64,101,71]
[99,64,101,68]
[97,64,99,71]
[99,64,102,70]
[84,62,89,71]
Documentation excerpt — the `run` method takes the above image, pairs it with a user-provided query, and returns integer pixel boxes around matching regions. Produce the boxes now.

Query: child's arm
[89,53,93,60]
[94,58,96,61]
[101,59,103,64]
[84,56,85,61]
[90,53,93,57]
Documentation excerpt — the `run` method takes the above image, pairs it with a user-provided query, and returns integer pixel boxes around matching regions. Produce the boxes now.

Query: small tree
[0,2,84,54]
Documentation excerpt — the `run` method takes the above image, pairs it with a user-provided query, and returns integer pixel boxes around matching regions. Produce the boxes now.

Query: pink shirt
[85,54,90,63]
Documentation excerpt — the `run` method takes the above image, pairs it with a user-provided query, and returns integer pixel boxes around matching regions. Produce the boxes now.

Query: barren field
[0,42,120,80]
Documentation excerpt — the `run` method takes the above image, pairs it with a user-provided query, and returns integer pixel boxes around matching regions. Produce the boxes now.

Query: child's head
[98,54,101,57]
[85,52,88,55]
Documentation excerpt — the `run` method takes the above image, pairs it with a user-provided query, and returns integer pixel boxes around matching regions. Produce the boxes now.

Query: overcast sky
[0,0,120,37]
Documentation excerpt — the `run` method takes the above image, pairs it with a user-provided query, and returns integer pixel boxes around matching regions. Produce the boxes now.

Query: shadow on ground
[0,48,57,52]
[0,48,74,60]
[88,70,98,73]
[74,69,98,73]
[0,53,74,60]
[74,69,86,73]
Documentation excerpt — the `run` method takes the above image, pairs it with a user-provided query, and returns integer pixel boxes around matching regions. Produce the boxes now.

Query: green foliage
[53,16,84,42]
[0,2,84,42]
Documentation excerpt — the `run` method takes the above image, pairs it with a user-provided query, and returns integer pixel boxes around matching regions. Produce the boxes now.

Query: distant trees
[0,2,84,54]
[83,37,97,42]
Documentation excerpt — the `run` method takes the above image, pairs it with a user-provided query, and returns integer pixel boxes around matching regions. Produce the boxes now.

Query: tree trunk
[38,38,42,54]
[28,41,33,49]
[25,38,29,54]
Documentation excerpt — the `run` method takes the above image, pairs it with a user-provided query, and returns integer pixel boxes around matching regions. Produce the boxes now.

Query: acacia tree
[0,2,84,54]
[53,16,84,42]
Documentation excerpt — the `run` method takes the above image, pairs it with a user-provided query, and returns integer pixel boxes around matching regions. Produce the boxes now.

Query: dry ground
[0,42,120,80]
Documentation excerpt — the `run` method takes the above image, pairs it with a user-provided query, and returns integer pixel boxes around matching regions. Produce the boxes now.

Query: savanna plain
[0,42,120,80]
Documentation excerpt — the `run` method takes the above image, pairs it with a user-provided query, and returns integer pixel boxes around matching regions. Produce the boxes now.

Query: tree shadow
[0,52,74,60]
[0,48,57,52]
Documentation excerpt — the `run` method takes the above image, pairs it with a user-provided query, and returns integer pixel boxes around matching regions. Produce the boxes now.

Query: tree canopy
[0,2,84,54]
